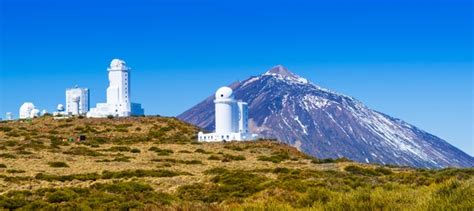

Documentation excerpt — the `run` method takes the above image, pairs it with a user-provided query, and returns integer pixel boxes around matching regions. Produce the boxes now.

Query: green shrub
[297,188,333,207]
[195,148,211,154]
[47,189,77,203]
[181,160,203,165]
[0,126,13,132]
[0,164,6,168]
[101,169,181,179]
[7,169,26,174]
[273,167,290,174]
[96,155,132,162]
[131,148,141,153]
[35,173,100,182]
[63,147,104,157]
[224,145,244,151]
[106,146,131,152]
[208,169,269,201]
[208,155,221,160]
[374,167,393,175]
[149,146,173,156]
[204,167,228,175]
[48,162,69,168]
[344,165,381,176]
[0,153,16,159]
[258,152,290,163]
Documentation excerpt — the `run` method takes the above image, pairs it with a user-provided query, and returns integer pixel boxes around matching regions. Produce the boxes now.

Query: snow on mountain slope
[179,66,474,168]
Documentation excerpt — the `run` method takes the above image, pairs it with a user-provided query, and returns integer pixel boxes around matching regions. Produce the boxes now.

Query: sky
[0,0,472,155]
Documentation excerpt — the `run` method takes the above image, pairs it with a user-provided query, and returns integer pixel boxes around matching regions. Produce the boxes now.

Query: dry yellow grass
[0,116,471,210]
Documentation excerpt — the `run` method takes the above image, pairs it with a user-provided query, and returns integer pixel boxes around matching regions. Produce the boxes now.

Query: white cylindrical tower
[214,87,235,135]
[107,59,131,116]
[72,95,80,115]
[237,101,249,133]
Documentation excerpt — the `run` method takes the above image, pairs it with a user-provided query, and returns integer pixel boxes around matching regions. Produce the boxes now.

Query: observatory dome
[215,86,234,99]
[109,59,128,70]
[19,102,35,119]
[20,103,35,113]
[57,104,64,111]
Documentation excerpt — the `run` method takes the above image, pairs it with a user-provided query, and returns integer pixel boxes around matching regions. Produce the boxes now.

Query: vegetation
[47,162,69,168]
[0,116,472,210]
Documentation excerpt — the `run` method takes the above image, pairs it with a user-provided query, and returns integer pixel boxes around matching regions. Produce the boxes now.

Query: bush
[273,167,290,174]
[47,189,77,203]
[258,152,290,163]
[101,169,182,179]
[0,153,16,159]
[208,155,221,160]
[195,148,211,154]
[63,147,104,157]
[149,146,173,156]
[224,145,245,151]
[222,154,245,162]
[131,148,141,153]
[344,165,380,176]
[7,169,25,174]
[0,164,6,168]
[106,146,131,152]
[35,173,100,182]
[297,188,332,207]
[48,162,69,168]
[181,160,203,165]
[374,167,393,175]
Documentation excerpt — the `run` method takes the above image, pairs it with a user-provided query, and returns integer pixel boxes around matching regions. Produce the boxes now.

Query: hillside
[179,65,474,168]
[0,117,473,210]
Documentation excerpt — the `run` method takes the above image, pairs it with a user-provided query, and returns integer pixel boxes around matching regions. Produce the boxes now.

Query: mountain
[178,65,474,168]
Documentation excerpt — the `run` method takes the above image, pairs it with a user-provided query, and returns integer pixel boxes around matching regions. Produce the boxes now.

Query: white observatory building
[6,112,13,121]
[87,59,144,118]
[66,86,89,116]
[198,87,258,142]
[19,102,40,119]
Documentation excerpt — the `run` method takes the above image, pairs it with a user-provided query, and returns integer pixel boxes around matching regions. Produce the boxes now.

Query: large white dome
[20,102,35,112]
[19,102,35,119]
[215,86,234,99]
[109,59,128,70]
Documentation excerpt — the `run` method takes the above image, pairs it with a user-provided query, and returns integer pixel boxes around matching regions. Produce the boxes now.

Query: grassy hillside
[0,116,472,210]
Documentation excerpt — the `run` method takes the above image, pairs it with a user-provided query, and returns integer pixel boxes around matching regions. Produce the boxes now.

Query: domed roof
[57,104,64,111]
[109,59,129,70]
[215,86,234,99]
[20,102,35,112]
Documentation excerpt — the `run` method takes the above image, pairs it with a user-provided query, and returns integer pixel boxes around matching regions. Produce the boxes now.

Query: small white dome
[30,108,40,118]
[215,86,234,99]
[57,104,64,111]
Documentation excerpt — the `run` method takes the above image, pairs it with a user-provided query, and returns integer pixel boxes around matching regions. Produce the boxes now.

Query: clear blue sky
[0,0,472,155]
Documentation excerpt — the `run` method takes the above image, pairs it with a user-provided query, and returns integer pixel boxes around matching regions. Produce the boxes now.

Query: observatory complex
[198,87,258,142]
[66,86,89,116]
[87,59,144,118]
